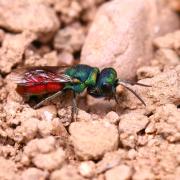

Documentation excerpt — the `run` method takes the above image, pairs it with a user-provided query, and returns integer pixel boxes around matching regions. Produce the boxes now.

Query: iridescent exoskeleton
[9,64,150,118]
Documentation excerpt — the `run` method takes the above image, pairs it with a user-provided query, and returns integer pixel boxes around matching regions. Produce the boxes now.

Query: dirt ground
[0,0,180,180]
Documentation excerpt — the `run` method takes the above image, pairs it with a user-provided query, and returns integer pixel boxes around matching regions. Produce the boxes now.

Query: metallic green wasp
[87,67,150,105]
[10,64,150,119]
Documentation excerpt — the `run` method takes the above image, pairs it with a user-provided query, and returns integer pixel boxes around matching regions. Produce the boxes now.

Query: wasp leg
[71,92,78,121]
[34,90,63,109]
[113,88,119,104]
[114,93,119,104]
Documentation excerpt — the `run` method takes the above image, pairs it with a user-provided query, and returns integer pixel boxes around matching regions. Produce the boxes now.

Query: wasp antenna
[118,80,146,106]
[119,80,151,87]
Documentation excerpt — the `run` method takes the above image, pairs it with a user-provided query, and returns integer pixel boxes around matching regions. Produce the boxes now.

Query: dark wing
[8,66,72,86]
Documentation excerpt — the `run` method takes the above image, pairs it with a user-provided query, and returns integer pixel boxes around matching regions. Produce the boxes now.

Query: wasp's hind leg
[112,88,119,105]
[34,91,63,109]
[71,92,78,121]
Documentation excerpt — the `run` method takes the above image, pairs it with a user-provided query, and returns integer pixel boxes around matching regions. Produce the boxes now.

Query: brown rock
[156,1,180,36]
[3,100,23,123]
[42,51,60,66]
[21,168,48,180]
[50,165,85,180]
[81,0,180,79]
[58,51,74,65]
[69,121,119,160]
[137,66,161,80]
[0,31,36,73]
[122,65,180,108]
[0,157,19,180]
[36,105,57,122]
[51,118,69,137]
[105,165,133,180]
[54,22,85,53]
[0,0,60,42]
[32,148,65,171]
[119,133,138,149]
[153,30,180,69]
[24,136,56,157]
[119,112,149,134]
[168,0,180,12]
[145,122,156,134]
[0,144,16,158]
[37,117,69,138]
[46,0,104,24]
[78,161,96,178]
[58,106,72,126]
[4,107,39,143]
[25,51,60,66]
[148,65,180,106]
[133,169,155,180]
[154,30,180,49]
[155,49,180,67]
[152,104,180,142]
[104,111,120,124]
[77,109,92,122]
[38,120,53,137]
[127,149,137,160]
[13,117,39,142]
[53,1,82,24]
[0,29,5,43]
[118,112,149,148]
[96,149,127,174]
[175,167,180,180]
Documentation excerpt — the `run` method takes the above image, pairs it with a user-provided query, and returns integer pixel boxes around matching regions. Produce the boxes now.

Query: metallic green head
[87,67,150,106]
[87,68,118,98]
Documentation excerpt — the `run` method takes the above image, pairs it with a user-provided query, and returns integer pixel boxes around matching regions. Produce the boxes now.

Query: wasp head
[87,68,118,98]
[87,67,151,105]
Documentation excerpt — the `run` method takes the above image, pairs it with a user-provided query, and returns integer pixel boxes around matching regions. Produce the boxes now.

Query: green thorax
[64,64,100,93]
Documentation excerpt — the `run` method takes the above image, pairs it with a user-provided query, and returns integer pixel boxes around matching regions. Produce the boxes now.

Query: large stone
[32,148,65,171]
[21,168,48,180]
[122,65,180,108]
[0,31,36,73]
[105,165,133,180]
[118,112,149,148]
[0,0,60,42]
[81,0,180,80]
[119,112,149,134]
[0,157,19,180]
[50,165,85,180]
[69,121,119,160]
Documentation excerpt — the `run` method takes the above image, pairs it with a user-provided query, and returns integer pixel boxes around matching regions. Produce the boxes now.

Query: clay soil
[0,0,180,180]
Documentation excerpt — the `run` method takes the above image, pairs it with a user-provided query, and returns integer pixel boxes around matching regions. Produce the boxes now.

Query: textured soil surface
[0,0,180,180]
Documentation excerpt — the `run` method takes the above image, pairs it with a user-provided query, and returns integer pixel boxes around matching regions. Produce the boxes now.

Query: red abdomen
[16,82,64,96]
[16,70,65,96]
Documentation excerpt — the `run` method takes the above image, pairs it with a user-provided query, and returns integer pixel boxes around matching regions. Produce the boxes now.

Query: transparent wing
[8,66,73,86]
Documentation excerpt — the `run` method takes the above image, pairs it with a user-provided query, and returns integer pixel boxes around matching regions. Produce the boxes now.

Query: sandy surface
[0,0,180,179]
